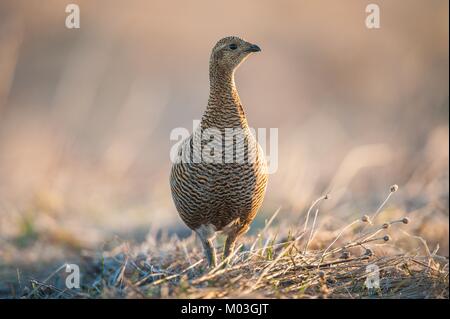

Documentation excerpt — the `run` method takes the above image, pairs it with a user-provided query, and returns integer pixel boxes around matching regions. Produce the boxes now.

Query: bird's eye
[229,44,238,50]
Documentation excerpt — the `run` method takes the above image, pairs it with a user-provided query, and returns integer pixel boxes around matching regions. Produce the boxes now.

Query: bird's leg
[223,234,238,263]
[223,224,249,265]
[200,237,217,268]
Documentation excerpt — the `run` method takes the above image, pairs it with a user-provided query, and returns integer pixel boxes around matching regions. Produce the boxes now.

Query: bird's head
[210,36,261,74]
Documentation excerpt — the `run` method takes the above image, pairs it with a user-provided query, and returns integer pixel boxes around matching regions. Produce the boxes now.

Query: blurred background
[0,0,448,285]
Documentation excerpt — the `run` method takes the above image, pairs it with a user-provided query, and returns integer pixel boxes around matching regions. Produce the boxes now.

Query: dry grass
[3,184,447,299]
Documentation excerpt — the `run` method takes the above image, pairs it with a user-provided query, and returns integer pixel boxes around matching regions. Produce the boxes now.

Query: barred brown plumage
[170,36,268,267]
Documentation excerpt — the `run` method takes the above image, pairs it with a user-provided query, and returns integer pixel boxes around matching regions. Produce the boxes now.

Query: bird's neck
[202,66,248,129]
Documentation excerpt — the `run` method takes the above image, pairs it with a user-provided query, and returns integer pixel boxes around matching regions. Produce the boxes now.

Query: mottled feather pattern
[170,36,268,266]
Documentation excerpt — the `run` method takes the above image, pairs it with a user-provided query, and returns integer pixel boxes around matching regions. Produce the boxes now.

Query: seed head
[383,235,391,242]
[390,184,399,193]
[365,248,373,256]
[361,215,371,223]
[382,223,390,229]
[402,217,410,224]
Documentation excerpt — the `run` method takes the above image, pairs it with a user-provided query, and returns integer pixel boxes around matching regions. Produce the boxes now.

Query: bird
[170,36,268,267]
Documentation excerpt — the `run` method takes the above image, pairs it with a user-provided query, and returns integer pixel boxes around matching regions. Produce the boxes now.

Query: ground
[1,183,448,299]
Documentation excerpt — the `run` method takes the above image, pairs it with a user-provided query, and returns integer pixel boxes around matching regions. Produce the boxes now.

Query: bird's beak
[245,44,261,53]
